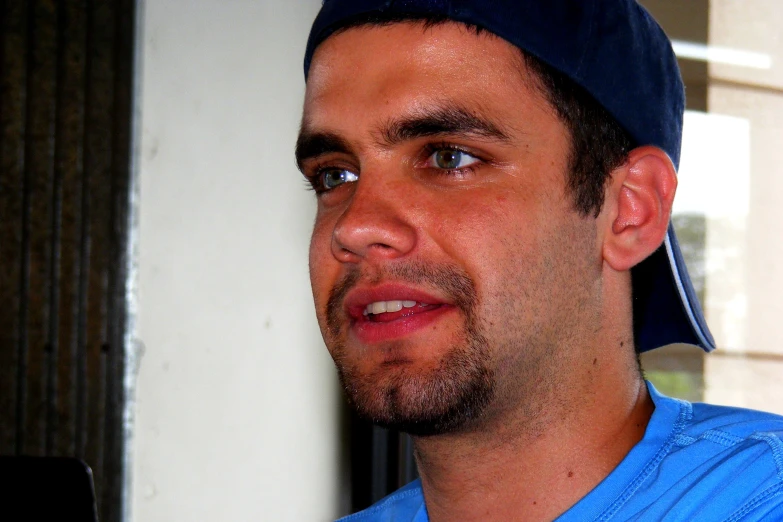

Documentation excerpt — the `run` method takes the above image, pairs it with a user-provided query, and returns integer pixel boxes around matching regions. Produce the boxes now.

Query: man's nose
[331,177,417,263]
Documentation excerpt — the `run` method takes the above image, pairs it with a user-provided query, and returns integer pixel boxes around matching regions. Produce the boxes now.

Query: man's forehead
[306,21,523,90]
[302,22,537,128]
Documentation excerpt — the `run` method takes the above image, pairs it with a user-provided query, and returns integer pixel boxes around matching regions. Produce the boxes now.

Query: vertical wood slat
[0,1,134,521]
[0,0,28,457]
[54,0,86,459]
[23,0,58,458]
[74,0,96,463]
[16,0,32,458]
[82,1,115,504]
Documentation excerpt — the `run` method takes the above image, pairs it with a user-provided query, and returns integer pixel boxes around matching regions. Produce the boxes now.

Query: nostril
[332,240,362,263]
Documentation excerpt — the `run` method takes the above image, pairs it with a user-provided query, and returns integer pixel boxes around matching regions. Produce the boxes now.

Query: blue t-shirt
[338,382,783,521]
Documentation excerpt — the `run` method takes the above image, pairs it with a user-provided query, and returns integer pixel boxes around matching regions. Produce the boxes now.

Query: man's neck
[414,375,654,522]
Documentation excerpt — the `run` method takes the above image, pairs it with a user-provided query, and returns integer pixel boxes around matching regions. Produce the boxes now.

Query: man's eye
[320,168,358,190]
[427,149,479,170]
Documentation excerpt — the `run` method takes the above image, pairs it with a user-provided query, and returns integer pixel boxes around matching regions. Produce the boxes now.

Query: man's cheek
[308,238,330,315]
[309,215,332,275]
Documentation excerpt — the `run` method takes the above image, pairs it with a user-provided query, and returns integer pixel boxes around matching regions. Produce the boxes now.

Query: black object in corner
[0,457,99,522]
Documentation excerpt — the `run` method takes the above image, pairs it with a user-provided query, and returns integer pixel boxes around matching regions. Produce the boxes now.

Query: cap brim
[632,223,716,352]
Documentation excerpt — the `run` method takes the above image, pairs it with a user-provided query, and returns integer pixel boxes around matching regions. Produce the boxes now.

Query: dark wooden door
[0,1,135,520]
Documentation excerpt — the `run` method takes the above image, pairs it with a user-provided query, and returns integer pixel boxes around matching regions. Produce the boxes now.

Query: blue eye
[321,168,358,190]
[428,149,479,170]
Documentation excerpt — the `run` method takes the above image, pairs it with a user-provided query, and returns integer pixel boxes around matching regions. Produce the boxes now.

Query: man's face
[298,23,604,435]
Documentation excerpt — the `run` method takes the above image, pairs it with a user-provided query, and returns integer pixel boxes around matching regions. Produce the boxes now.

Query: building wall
[640,0,783,413]
[703,0,783,412]
[131,1,343,520]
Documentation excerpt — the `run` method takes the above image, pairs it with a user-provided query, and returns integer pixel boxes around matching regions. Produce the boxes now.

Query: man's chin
[338,359,495,437]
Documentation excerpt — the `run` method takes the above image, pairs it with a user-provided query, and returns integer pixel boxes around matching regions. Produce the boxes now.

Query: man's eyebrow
[377,106,511,147]
[294,106,510,171]
[295,130,353,172]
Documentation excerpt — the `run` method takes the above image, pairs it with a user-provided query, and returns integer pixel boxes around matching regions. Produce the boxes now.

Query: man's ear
[601,146,677,271]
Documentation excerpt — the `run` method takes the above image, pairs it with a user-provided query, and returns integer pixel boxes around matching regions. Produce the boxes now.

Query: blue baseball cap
[303,0,716,353]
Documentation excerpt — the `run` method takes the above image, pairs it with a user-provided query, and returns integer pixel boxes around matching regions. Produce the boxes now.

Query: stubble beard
[325,263,495,437]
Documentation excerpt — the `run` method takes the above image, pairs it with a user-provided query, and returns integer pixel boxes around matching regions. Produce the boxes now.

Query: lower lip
[351,305,455,344]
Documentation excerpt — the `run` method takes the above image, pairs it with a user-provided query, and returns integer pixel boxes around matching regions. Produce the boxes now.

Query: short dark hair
[331,14,635,217]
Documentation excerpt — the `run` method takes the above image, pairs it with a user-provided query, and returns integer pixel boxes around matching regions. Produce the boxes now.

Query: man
[295,1,783,520]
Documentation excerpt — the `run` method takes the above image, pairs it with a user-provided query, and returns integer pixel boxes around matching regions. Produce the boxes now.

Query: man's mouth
[341,285,453,343]
[362,300,439,323]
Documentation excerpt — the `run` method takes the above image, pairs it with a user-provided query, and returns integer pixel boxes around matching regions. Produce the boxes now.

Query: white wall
[131,1,342,520]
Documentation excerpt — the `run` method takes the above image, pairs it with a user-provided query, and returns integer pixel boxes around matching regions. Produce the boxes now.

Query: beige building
[640,0,783,414]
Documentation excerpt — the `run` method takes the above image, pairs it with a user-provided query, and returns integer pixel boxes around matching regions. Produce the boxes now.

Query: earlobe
[602,146,677,272]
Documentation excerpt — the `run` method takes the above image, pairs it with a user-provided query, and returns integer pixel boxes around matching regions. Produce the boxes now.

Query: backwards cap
[303,0,716,352]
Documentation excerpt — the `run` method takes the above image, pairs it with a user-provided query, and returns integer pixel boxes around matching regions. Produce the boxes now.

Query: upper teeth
[364,300,419,315]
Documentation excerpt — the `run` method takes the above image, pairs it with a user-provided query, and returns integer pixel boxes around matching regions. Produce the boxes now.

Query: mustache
[325,262,478,336]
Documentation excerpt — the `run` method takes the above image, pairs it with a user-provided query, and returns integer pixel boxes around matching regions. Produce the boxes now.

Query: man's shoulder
[685,398,783,436]
[675,398,783,464]
[336,479,425,522]
[625,392,783,521]
[560,388,783,521]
